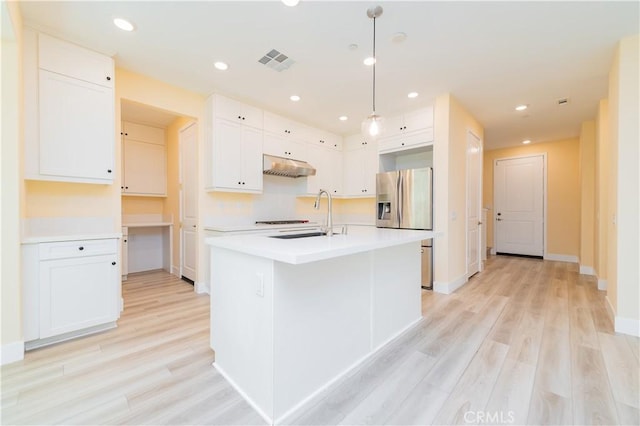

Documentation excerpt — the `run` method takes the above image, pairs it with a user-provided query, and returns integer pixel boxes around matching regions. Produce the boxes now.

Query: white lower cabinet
[121,227,129,280]
[23,238,120,348]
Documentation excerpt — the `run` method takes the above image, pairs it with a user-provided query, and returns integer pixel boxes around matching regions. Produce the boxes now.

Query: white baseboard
[1,341,24,365]
[195,280,210,294]
[615,316,640,337]
[433,273,468,295]
[490,247,496,255]
[579,265,595,275]
[544,253,579,263]
[171,265,180,277]
[597,278,607,291]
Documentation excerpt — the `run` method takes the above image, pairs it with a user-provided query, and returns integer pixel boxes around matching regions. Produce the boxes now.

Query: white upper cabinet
[263,112,318,161]
[24,30,115,184]
[378,106,434,154]
[215,94,263,129]
[213,119,263,192]
[206,95,263,193]
[343,135,378,197]
[121,122,167,196]
[306,144,343,197]
[38,33,114,88]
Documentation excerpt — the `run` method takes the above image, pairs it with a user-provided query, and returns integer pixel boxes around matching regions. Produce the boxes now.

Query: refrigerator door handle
[397,173,403,226]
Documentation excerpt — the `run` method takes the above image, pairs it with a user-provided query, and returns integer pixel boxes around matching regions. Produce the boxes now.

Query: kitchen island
[206,225,432,424]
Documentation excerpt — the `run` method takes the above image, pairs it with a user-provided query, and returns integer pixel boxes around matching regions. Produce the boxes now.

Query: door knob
[496,218,502,221]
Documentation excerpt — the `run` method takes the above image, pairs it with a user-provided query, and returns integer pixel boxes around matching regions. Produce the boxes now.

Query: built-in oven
[421,239,433,290]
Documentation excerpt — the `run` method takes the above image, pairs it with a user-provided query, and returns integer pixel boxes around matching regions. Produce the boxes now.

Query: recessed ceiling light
[214,61,228,71]
[408,92,419,99]
[290,95,300,102]
[281,0,300,6]
[522,139,531,144]
[113,18,135,32]
[515,104,528,111]
[339,116,348,121]
[363,57,376,66]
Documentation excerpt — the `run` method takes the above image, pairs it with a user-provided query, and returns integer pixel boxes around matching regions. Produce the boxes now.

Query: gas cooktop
[255,220,310,225]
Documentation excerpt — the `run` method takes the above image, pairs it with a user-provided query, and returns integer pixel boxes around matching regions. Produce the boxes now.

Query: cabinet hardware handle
[238,115,242,119]
[107,169,112,173]
[401,142,405,146]
[193,225,196,228]
[112,261,117,265]
[125,186,129,189]
[242,117,245,120]
[238,181,242,185]
[121,186,124,189]
[120,132,123,135]
[78,246,84,251]
[124,239,127,242]
[125,133,128,136]
[106,76,111,81]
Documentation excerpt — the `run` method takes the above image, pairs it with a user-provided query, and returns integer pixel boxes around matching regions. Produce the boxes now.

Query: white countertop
[122,222,173,228]
[206,225,433,265]
[22,233,122,244]
[204,222,319,233]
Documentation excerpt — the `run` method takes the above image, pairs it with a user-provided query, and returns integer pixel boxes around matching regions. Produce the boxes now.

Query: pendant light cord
[372,16,376,113]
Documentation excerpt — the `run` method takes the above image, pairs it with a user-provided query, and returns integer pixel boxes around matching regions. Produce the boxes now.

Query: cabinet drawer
[39,239,118,260]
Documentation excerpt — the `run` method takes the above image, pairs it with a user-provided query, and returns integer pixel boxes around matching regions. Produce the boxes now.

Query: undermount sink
[269,232,326,240]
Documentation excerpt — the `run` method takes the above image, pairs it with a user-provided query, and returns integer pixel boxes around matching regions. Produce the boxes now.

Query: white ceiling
[19,1,638,149]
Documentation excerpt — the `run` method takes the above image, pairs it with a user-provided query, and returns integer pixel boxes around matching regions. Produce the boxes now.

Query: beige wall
[1,0,24,352]
[595,100,609,283]
[122,196,165,216]
[579,121,596,270]
[434,94,484,288]
[483,138,581,258]
[608,35,639,326]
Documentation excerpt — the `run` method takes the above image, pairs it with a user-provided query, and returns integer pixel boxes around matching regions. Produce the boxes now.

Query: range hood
[263,154,316,178]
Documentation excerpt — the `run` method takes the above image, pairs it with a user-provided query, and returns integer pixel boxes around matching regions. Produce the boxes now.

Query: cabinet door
[240,126,264,192]
[306,144,330,195]
[264,132,306,160]
[343,148,363,196]
[38,33,114,88]
[39,70,114,182]
[362,144,379,194]
[328,149,344,195]
[403,107,433,132]
[39,254,118,338]
[215,95,263,129]
[213,119,243,189]
[121,230,128,278]
[123,121,165,145]
[123,140,167,195]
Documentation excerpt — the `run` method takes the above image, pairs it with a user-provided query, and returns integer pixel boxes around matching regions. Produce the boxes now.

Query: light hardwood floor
[2,257,639,425]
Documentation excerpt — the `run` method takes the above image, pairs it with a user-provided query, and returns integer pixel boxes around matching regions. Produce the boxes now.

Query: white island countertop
[206,225,433,265]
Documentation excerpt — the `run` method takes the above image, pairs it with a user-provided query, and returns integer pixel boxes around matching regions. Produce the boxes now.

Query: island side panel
[210,247,275,421]
[371,242,422,350]
[272,252,371,420]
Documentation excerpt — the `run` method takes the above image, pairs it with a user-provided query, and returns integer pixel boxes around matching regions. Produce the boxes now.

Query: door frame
[466,130,483,277]
[492,152,547,257]
[178,120,198,283]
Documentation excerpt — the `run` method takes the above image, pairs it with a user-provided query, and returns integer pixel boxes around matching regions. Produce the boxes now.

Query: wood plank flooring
[2,257,639,425]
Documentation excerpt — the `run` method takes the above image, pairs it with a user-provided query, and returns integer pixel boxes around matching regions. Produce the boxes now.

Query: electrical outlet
[256,273,264,297]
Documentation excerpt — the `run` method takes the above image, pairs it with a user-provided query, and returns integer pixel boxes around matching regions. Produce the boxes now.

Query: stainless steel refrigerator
[376,167,433,289]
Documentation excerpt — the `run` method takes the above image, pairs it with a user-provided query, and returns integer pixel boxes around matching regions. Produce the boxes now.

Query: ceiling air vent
[258,49,295,72]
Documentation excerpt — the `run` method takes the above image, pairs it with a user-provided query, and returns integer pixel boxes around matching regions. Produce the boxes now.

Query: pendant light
[361,5,384,140]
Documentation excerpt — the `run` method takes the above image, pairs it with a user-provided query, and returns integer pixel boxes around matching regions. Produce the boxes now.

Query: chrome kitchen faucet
[313,189,333,236]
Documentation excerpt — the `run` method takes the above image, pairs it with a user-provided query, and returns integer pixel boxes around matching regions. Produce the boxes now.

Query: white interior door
[494,155,544,256]
[467,132,482,278]
[180,122,198,282]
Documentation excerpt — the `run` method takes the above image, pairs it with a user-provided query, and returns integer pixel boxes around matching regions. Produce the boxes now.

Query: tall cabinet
[121,121,167,196]
[23,29,115,184]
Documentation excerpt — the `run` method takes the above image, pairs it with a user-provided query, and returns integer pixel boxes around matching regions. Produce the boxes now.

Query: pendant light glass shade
[362,113,385,138]
[362,6,384,140]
